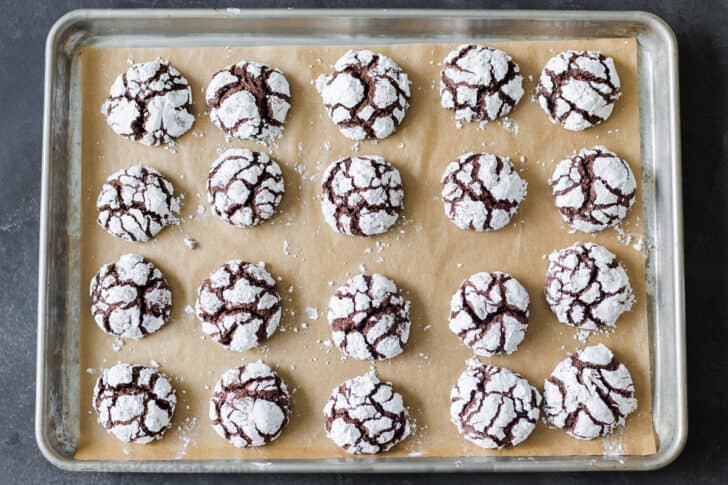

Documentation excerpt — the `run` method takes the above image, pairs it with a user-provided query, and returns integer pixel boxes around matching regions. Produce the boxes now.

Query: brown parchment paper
[76,38,656,461]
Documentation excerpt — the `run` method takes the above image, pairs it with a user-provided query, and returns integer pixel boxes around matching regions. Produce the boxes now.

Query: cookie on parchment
[543,344,637,440]
[96,165,181,242]
[316,50,411,140]
[449,272,529,357]
[450,362,541,449]
[323,372,410,454]
[441,152,527,232]
[209,360,290,448]
[545,242,634,331]
[195,260,282,352]
[321,155,404,237]
[206,61,291,142]
[440,44,524,123]
[92,362,177,444]
[90,253,171,340]
[537,50,621,131]
[327,273,411,361]
[207,148,285,228]
[101,59,194,146]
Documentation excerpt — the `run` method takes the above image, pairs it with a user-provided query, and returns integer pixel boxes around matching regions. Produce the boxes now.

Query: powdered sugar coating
[441,152,527,232]
[545,242,634,330]
[449,272,529,357]
[96,165,181,242]
[321,156,404,237]
[440,44,524,123]
[92,362,176,444]
[544,344,637,440]
[209,361,290,448]
[537,50,621,131]
[195,260,281,352]
[206,61,291,142]
[327,273,411,360]
[450,363,541,449]
[323,372,410,454]
[549,146,636,233]
[207,148,284,227]
[90,253,171,339]
[317,50,411,140]
[101,59,194,146]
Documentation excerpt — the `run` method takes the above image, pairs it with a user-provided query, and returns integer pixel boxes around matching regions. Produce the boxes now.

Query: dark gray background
[1,0,724,483]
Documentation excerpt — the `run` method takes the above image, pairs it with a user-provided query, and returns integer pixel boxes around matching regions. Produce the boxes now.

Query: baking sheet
[76,38,655,460]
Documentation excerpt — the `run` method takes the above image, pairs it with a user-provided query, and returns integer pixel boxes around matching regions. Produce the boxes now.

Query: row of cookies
[93,342,636,452]
[101,46,621,149]
[95,143,636,243]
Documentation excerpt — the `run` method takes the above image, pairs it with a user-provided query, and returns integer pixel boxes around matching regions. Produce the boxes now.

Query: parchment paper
[76,38,656,461]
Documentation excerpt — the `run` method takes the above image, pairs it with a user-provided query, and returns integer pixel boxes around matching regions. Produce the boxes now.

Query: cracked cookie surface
[440,44,524,123]
[207,148,285,227]
[544,344,637,440]
[209,361,290,448]
[316,50,411,140]
[545,242,634,330]
[96,165,181,242]
[101,58,194,146]
[90,253,171,339]
[549,145,636,233]
[327,273,411,361]
[537,50,621,131]
[441,152,527,232]
[450,363,541,449]
[323,372,410,454]
[321,156,404,237]
[449,272,529,357]
[195,260,281,352]
[206,61,291,142]
[92,362,176,444]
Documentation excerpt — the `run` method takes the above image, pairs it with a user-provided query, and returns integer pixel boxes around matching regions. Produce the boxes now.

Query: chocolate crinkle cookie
[96,165,181,242]
[209,360,290,448]
[549,145,636,233]
[316,50,411,140]
[327,273,411,361]
[440,44,524,123]
[101,59,194,146]
[195,260,281,352]
[450,362,541,449]
[206,61,291,142]
[324,372,410,454]
[90,253,171,340]
[441,152,527,232]
[545,242,634,331]
[544,344,637,440]
[207,148,284,228]
[537,50,621,131]
[449,272,529,357]
[92,362,176,444]
[321,155,404,237]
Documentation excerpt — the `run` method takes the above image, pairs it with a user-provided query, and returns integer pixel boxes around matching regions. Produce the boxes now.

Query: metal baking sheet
[36,8,686,472]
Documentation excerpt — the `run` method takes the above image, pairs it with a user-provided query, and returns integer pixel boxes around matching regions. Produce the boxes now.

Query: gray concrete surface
[1,0,725,483]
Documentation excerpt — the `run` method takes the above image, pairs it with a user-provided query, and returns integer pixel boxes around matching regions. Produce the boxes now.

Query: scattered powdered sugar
[183,236,198,249]
[304,307,319,320]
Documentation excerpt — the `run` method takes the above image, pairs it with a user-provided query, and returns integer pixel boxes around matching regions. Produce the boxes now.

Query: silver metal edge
[35,8,687,473]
